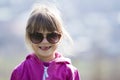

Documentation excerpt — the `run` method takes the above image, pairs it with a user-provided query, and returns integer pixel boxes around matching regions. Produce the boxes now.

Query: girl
[10,4,80,80]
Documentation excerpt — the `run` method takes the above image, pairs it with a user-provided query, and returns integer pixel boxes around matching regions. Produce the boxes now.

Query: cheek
[31,44,39,51]
[51,44,58,51]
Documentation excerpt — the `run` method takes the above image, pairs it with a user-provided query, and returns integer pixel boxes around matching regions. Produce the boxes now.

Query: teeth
[39,46,51,50]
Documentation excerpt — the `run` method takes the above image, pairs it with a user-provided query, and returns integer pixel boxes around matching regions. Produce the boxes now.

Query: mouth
[39,46,52,51]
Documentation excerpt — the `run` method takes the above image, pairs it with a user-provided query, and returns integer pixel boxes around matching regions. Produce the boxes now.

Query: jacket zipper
[43,66,49,80]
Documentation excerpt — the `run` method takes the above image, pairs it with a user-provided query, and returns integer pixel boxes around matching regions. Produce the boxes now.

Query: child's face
[30,30,61,61]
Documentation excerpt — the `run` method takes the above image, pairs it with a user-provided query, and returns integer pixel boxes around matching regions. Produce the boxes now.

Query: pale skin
[31,30,61,62]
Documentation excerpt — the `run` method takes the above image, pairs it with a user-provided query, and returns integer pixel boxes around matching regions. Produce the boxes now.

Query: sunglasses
[29,32,61,44]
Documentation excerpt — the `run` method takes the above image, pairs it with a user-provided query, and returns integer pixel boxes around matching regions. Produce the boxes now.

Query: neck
[35,53,55,62]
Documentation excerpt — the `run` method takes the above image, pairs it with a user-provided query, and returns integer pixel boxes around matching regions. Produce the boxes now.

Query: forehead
[37,30,59,33]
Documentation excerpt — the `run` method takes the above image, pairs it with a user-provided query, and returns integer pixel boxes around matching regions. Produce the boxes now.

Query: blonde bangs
[26,10,62,34]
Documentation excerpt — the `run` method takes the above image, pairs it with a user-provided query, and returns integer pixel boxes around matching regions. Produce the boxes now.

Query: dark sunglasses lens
[47,33,61,44]
[30,33,43,44]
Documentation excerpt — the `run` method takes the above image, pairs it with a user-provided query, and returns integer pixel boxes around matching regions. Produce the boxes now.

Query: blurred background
[0,0,120,80]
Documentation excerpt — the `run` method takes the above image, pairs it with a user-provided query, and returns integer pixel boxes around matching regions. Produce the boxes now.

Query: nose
[42,37,48,43]
[41,34,48,43]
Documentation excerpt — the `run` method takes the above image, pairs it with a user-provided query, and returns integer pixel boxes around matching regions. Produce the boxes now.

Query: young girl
[10,4,80,80]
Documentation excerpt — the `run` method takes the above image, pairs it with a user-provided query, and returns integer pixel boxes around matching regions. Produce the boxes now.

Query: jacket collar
[26,52,71,64]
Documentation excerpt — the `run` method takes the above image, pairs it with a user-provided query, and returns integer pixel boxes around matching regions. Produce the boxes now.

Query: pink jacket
[10,52,80,80]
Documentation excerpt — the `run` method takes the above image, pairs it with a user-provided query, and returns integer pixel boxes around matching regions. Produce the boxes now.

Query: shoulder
[10,60,27,80]
[65,62,78,73]
[10,54,33,80]
[64,63,80,80]
[52,52,80,79]
[57,56,80,80]
[54,54,78,74]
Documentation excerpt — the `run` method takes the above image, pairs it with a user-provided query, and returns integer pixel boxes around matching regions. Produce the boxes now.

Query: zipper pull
[43,66,49,80]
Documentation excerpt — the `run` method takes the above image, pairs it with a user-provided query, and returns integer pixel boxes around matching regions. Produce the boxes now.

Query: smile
[39,46,52,51]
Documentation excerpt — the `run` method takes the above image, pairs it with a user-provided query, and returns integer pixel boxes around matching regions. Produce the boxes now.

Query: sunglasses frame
[29,32,61,44]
